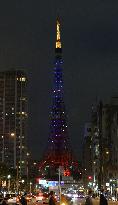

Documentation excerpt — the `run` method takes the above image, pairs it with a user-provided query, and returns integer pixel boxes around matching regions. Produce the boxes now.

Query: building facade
[84,99,118,193]
[0,69,28,176]
[82,123,93,189]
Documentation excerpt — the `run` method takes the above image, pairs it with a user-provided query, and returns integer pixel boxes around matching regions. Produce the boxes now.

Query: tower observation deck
[39,20,78,178]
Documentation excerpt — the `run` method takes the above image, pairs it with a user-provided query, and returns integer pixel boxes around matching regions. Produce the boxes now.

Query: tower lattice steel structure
[39,20,77,176]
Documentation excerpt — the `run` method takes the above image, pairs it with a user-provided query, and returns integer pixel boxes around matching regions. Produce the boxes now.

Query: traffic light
[88,176,92,180]
[64,169,70,176]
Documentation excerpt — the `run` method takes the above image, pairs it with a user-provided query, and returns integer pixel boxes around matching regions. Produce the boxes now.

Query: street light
[7,175,11,193]
[106,151,109,155]
[10,133,15,137]
[30,182,32,194]
[26,152,30,184]
[10,132,16,169]
[1,135,4,162]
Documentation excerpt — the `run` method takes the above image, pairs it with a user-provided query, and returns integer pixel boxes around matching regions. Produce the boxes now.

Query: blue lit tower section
[41,20,73,172]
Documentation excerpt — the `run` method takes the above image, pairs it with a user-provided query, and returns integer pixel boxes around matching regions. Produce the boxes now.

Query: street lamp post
[58,166,63,203]
[29,182,32,194]
[1,135,4,162]
[7,175,11,193]
[16,164,20,194]
[26,152,30,184]
[98,101,103,190]
[10,132,16,169]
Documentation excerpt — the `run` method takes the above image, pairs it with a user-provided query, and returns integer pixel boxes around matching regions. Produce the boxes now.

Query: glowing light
[17,77,26,82]
[88,176,92,180]
[106,151,109,154]
[20,77,26,82]
[56,20,61,48]
[10,133,15,137]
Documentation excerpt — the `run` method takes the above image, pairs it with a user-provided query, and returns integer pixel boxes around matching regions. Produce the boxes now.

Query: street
[70,198,118,205]
[27,198,118,205]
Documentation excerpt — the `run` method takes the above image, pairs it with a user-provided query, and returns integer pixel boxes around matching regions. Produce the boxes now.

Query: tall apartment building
[0,69,28,176]
[109,97,118,181]
[82,123,93,188]
[88,99,118,192]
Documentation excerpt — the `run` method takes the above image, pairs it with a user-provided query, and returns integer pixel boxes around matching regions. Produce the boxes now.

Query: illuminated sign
[48,181,64,187]
[39,179,47,185]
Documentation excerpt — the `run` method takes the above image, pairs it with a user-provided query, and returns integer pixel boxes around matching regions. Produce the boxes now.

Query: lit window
[19,77,26,82]
[21,97,26,101]
[11,133,15,137]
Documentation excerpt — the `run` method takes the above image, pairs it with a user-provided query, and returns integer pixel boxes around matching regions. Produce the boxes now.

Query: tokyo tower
[39,20,77,177]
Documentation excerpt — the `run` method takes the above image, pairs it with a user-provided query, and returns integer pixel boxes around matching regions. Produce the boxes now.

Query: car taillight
[16,198,19,202]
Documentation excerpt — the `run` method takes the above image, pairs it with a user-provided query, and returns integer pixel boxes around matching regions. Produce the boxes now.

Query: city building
[82,123,93,189]
[0,69,28,176]
[84,98,118,193]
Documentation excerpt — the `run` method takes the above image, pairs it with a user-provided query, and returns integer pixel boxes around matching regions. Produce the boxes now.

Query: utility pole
[16,164,19,193]
[14,71,17,169]
[2,76,5,162]
[1,135,4,162]
[19,78,23,178]
[58,166,61,203]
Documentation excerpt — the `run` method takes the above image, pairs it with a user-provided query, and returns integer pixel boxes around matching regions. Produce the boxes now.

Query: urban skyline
[0,1,118,161]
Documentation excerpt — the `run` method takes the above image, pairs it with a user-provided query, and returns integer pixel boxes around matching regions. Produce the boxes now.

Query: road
[71,198,118,205]
[27,198,118,205]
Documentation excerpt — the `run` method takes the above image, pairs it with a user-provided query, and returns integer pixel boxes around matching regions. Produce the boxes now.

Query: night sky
[0,0,118,160]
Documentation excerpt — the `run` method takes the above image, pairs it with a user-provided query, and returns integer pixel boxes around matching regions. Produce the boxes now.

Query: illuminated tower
[39,20,77,177]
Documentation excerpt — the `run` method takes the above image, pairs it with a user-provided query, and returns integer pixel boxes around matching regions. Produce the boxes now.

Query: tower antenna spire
[56,19,62,49]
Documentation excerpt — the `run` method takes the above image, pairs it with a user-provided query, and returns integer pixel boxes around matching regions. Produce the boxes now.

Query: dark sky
[0,0,118,160]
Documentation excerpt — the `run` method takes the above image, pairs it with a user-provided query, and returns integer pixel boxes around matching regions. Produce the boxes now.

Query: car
[7,194,21,204]
[36,193,49,204]
[25,195,32,202]
[36,193,44,202]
